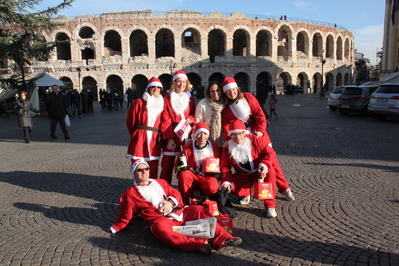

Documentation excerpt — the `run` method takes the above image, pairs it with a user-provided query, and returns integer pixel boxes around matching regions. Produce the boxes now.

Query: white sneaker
[240,196,251,205]
[266,208,277,218]
[284,188,295,201]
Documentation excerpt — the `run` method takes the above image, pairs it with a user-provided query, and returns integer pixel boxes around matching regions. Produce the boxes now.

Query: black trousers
[23,127,31,143]
[50,116,69,137]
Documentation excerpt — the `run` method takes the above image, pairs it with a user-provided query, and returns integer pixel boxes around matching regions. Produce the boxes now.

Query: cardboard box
[202,200,219,216]
[202,157,220,173]
[253,182,274,199]
[216,214,234,234]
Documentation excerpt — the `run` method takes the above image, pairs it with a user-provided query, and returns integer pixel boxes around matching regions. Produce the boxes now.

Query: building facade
[6,10,355,99]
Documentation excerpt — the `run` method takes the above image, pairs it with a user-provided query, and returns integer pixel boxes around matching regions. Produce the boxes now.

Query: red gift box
[202,157,220,173]
[216,214,234,234]
[253,181,274,199]
[202,200,219,216]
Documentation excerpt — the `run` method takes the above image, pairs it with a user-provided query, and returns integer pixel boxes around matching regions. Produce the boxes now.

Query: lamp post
[320,49,326,97]
[76,67,81,91]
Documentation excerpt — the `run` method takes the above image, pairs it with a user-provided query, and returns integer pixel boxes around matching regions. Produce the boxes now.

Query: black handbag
[216,190,237,218]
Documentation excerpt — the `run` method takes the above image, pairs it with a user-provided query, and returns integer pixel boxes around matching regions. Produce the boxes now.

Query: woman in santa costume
[178,122,220,204]
[126,77,164,179]
[110,160,242,254]
[221,77,295,203]
[220,120,278,218]
[160,70,196,184]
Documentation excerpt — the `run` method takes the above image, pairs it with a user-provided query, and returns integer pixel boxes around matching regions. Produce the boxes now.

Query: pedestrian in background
[269,94,278,119]
[13,91,40,143]
[40,84,70,140]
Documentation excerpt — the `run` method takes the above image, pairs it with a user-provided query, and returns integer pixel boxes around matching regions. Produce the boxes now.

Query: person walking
[13,91,40,143]
[110,160,242,254]
[125,87,134,107]
[40,84,70,140]
[70,89,82,118]
[126,77,165,179]
[269,94,278,119]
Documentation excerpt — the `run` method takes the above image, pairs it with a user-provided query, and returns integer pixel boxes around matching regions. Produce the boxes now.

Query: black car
[294,85,304,94]
[336,86,378,115]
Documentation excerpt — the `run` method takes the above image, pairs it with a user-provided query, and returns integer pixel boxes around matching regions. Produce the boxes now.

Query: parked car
[327,86,345,111]
[368,83,399,120]
[294,85,304,94]
[336,86,378,115]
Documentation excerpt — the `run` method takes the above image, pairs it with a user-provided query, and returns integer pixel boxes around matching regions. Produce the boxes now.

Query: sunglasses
[136,167,150,173]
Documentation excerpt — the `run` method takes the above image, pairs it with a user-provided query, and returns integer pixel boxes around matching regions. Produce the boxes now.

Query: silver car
[369,83,399,120]
[328,86,344,111]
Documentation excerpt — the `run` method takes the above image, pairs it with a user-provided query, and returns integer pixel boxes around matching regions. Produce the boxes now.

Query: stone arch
[256,72,272,101]
[326,72,334,91]
[336,72,343,86]
[104,30,122,56]
[296,31,309,55]
[55,32,71,60]
[344,73,350,85]
[344,38,350,59]
[106,74,123,90]
[326,34,334,58]
[155,28,175,58]
[208,29,226,63]
[60,76,73,90]
[208,72,225,84]
[256,29,272,57]
[233,29,250,56]
[71,22,98,39]
[336,36,343,60]
[82,76,98,100]
[79,26,95,39]
[234,72,250,92]
[312,32,323,57]
[297,72,309,92]
[130,29,148,57]
[181,27,201,57]
[131,74,148,99]
[277,72,292,94]
[187,72,202,92]
[277,25,292,57]
[159,74,173,92]
[312,72,322,93]
[256,71,272,87]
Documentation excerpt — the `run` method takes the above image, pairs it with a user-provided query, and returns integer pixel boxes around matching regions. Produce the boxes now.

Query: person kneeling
[110,160,241,254]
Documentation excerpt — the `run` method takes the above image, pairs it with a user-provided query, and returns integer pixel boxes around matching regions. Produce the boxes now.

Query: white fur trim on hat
[194,127,210,139]
[173,73,188,81]
[147,81,163,90]
[130,160,149,177]
[228,128,249,136]
[223,82,238,93]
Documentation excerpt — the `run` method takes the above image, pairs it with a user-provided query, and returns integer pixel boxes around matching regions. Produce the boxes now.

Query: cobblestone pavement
[0,94,398,266]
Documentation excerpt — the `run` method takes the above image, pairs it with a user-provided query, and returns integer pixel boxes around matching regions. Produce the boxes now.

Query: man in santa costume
[220,120,279,218]
[126,77,164,179]
[160,70,196,184]
[178,122,220,204]
[110,160,242,254]
[221,77,295,204]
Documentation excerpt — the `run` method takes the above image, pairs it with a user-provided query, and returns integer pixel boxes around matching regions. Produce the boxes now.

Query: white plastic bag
[65,114,71,127]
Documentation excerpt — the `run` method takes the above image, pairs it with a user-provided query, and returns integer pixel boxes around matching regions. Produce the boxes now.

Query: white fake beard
[228,137,251,164]
[143,92,164,126]
[231,97,250,121]
[135,179,166,208]
[170,91,189,116]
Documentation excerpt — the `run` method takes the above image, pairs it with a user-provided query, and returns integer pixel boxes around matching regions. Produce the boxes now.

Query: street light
[76,67,81,91]
[320,49,326,97]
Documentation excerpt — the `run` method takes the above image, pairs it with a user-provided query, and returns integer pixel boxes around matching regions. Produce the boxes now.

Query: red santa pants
[149,205,233,252]
[270,149,291,193]
[159,155,176,184]
[178,170,219,204]
[230,171,277,208]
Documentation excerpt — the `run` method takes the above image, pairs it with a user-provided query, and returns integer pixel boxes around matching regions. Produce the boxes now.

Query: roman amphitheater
[25,10,354,99]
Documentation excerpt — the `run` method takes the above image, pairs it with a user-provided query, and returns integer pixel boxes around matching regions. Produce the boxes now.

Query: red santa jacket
[161,92,196,155]
[183,140,220,175]
[111,179,184,232]
[126,96,163,160]
[221,92,269,142]
[220,135,273,184]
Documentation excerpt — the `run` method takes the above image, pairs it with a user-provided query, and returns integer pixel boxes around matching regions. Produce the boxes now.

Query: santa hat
[228,120,249,136]
[222,77,238,93]
[193,121,210,139]
[130,160,149,177]
[146,77,163,90]
[172,70,188,81]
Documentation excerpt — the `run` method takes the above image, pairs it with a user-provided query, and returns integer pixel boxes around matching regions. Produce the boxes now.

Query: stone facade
[22,10,355,98]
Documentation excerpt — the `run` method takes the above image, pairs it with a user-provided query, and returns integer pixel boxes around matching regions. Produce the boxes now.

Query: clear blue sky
[37,0,385,65]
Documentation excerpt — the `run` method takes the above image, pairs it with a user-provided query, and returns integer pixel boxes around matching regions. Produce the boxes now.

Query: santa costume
[220,120,277,213]
[221,77,295,199]
[178,122,220,204]
[126,77,164,178]
[160,71,196,184]
[110,160,238,254]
